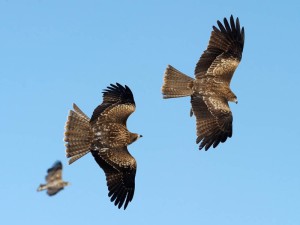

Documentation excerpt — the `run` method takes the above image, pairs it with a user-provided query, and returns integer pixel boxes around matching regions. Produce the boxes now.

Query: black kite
[162,15,245,150]
[37,161,70,196]
[64,83,142,209]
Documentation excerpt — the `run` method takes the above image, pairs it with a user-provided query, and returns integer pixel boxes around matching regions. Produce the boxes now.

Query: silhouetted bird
[162,15,245,150]
[64,83,142,209]
[37,161,70,196]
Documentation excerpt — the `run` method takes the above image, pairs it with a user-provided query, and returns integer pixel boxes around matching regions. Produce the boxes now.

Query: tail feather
[68,151,90,164]
[65,143,91,157]
[64,104,93,165]
[73,103,90,120]
[162,65,194,98]
[37,184,47,192]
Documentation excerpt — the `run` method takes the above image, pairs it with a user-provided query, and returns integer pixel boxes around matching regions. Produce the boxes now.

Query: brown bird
[64,83,142,209]
[162,15,245,150]
[37,161,70,196]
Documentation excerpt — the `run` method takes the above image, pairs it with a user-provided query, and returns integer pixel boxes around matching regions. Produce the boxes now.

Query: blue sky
[1,1,300,224]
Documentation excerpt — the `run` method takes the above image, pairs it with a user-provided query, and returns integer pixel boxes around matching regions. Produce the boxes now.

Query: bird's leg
[190,108,193,117]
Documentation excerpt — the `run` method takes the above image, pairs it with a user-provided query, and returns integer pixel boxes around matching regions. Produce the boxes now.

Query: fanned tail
[64,104,93,165]
[162,65,194,99]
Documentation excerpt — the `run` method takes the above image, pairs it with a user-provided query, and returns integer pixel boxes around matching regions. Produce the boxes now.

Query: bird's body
[64,83,141,209]
[38,180,69,195]
[162,15,244,150]
[92,123,138,149]
[193,78,235,99]
[37,161,70,196]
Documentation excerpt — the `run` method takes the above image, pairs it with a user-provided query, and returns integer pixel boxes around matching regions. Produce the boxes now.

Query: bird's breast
[193,78,229,97]
[92,123,130,148]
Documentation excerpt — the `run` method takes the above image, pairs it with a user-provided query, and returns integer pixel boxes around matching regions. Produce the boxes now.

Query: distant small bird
[37,161,70,196]
[64,83,142,210]
[162,15,245,150]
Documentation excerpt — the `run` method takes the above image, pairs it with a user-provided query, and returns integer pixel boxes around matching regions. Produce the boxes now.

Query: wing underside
[191,95,232,150]
[90,83,136,125]
[91,147,136,209]
[195,15,244,83]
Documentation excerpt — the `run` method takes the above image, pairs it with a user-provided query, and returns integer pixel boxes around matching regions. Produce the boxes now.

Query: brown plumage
[162,15,245,150]
[37,161,70,196]
[64,83,142,209]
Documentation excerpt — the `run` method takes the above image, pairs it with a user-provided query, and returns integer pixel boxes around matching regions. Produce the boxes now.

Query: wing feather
[195,15,244,82]
[90,83,135,125]
[91,147,136,210]
[46,161,63,183]
[47,187,63,196]
[191,95,232,150]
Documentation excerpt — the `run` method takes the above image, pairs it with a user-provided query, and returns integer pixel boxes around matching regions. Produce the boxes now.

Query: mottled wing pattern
[46,161,63,183]
[91,147,136,209]
[191,95,232,150]
[195,15,244,84]
[90,83,136,125]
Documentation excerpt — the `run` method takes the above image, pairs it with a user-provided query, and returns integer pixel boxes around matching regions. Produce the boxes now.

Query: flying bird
[64,83,142,210]
[37,161,70,196]
[162,15,245,150]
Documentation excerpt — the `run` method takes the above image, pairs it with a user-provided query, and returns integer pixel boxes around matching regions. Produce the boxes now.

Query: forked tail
[64,104,93,164]
[162,65,194,99]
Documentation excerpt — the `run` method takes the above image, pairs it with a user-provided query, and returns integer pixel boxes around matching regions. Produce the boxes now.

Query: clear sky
[1,1,299,225]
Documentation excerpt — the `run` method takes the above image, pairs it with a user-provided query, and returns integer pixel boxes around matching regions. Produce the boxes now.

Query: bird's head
[232,97,238,104]
[129,133,143,144]
[227,91,238,104]
[63,181,71,187]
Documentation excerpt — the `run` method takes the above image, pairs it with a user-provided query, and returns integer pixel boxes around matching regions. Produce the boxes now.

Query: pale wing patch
[191,95,232,150]
[203,96,231,114]
[99,147,136,170]
[212,58,239,76]
[99,104,135,124]
[203,96,232,133]
[207,56,240,84]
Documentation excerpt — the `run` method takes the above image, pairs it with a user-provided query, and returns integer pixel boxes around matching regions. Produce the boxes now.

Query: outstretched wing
[90,83,136,125]
[46,161,63,183]
[191,95,232,150]
[91,147,136,210]
[194,15,244,84]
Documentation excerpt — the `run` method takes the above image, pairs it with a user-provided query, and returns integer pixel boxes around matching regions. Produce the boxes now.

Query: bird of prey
[64,83,142,210]
[162,15,245,150]
[37,161,70,196]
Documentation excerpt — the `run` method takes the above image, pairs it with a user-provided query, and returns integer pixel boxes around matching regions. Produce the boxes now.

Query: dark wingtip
[199,144,205,151]
[101,82,135,104]
[230,14,234,23]
[216,20,225,32]
[216,15,245,52]
[53,160,62,169]
[47,160,62,173]
[102,82,124,94]
[108,186,133,210]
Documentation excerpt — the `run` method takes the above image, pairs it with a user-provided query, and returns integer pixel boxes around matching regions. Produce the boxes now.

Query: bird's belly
[92,124,129,149]
[47,181,63,189]
[193,79,225,97]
